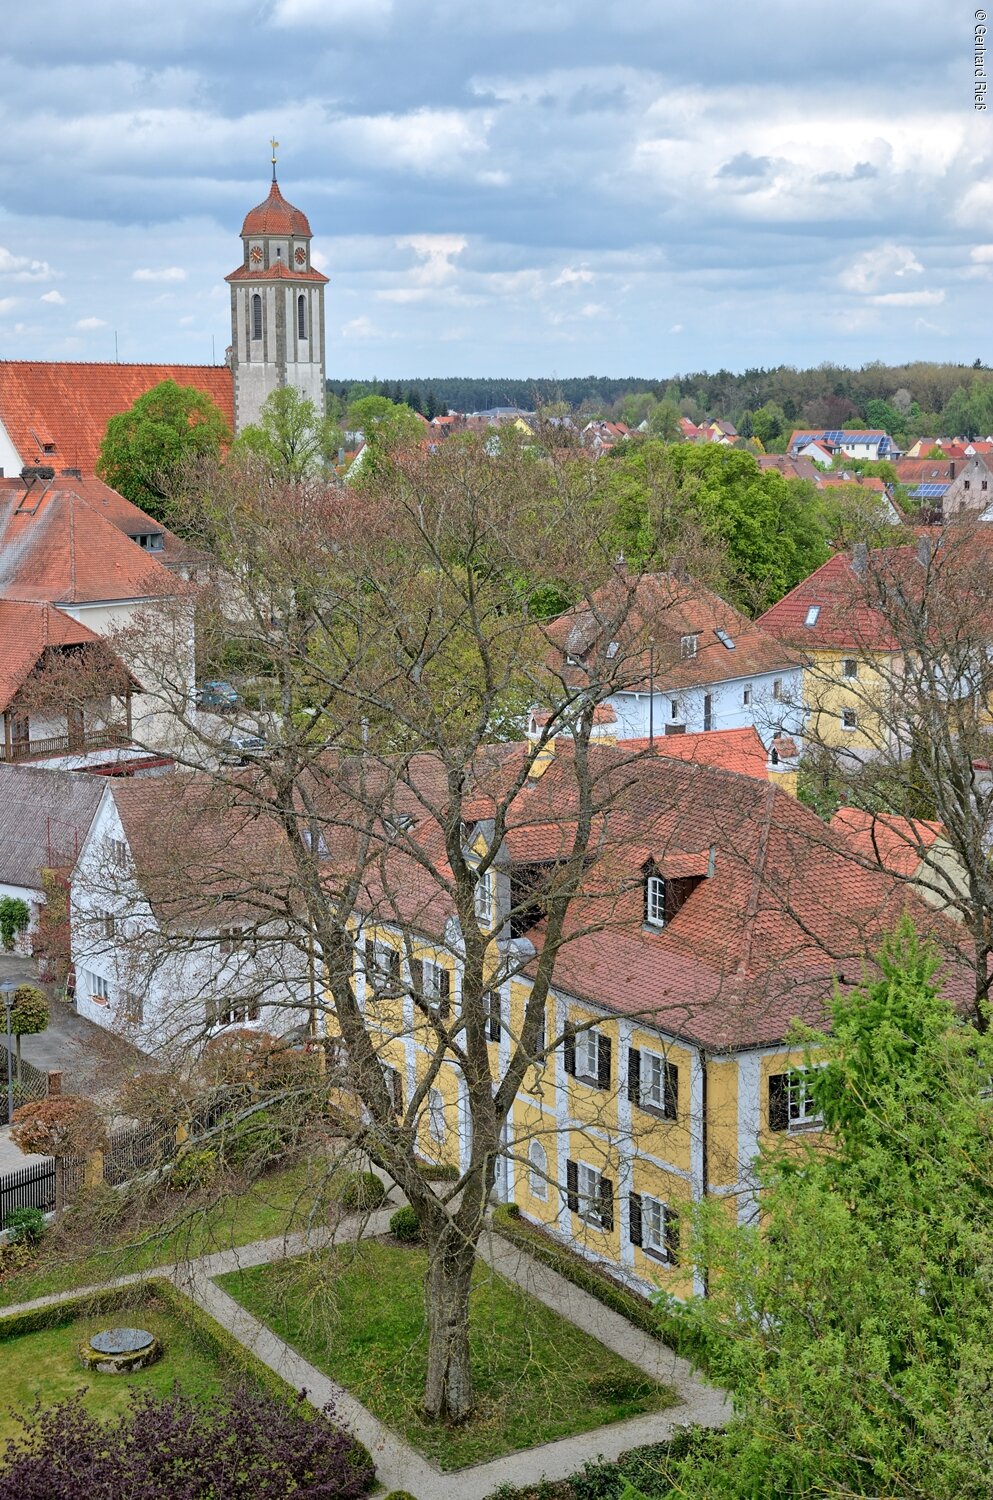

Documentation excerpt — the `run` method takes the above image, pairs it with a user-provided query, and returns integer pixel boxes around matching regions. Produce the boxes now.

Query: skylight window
[804,605,821,627]
[606,640,619,659]
[715,629,735,650]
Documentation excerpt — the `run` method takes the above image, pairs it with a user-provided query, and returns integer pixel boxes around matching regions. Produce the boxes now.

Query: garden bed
[218,1238,676,1471]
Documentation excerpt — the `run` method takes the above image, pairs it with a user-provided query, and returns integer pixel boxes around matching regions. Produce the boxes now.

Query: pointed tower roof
[240,180,312,239]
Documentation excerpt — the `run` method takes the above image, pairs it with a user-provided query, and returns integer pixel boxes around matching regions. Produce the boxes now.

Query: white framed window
[90,973,109,1004]
[842,708,858,730]
[646,874,666,928]
[527,1139,548,1200]
[606,640,619,659]
[422,959,448,1008]
[576,1161,611,1228]
[642,1194,667,1254]
[669,698,679,720]
[680,634,698,660]
[428,1088,446,1145]
[804,605,820,627]
[219,926,247,956]
[474,869,494,927]
[742,684,752,707]
[641,1051,667,1110]
[788,1069,823,1129]
[109,838,127,868]
[842,658,858,679]
[208,996,260,1029]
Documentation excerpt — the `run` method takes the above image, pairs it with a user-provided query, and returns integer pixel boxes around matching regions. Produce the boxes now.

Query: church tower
[226,149,328,435]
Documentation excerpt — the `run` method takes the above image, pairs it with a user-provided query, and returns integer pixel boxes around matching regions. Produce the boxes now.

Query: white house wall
[608,667,804,746]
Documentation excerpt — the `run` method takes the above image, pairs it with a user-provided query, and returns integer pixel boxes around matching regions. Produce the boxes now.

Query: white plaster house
[544,572,804,749]
[0,765,103,949]
[71,776,310,1057]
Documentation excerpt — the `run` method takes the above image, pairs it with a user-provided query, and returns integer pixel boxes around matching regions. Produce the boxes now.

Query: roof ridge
[736,780,776,974]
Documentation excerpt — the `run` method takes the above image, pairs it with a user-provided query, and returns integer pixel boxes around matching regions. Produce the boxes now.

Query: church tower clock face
[224,156,329,436]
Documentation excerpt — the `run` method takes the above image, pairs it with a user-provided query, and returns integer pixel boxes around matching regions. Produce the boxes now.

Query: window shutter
[664,1060,679,1121]
[564,1022,576,1077]
[439,967,451,1019]
[364,939,375,988]
[664,1206,680,1266]
[597,1033,612,1090]
[388,947,400,986]
[768,1072,789,1132]
[598,1175,614,1232]
[487,989,501,1042]
[566,1158,579,1213]
[629,1191,643,1247]
[409,958,423,999]
[627,1047,641,1105]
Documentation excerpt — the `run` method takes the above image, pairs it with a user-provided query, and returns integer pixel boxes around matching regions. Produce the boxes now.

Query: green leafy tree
[7,984,48,1083]
[233,387,343,482]
[646,399,682,441]
[0,896,29,953]
[666,923,993,1499]
[864,396,903,434]
[751,401,786,447]
[97,379,229,521]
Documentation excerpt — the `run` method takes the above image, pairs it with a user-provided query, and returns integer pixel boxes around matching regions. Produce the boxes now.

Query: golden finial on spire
[270,136,279,182]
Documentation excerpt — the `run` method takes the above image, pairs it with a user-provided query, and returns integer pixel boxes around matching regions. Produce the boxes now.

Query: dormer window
[474,869,494,926]
[606,640,619,659]
[646,874,667,927]
[644,866,702,928]
[804,605,820,627]
[680,634,698,659]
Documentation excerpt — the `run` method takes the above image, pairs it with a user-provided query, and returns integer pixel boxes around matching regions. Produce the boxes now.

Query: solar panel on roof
[911,484,950,498]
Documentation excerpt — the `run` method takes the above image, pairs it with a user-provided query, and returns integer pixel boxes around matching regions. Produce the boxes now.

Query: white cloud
[39,289,64,304]
[669,323,684,333]
[133,266,186,282]
[398,233,467,286]
[840,243,923,294]
[178,315,195,326]
[76,316,107,330]
[869,289,945,307]
[970,245,993,263]
[552,266,595,287]
[340,316,378,339]
[0,247,55,282]
[340,109,492,174]
[271,0,393,28]
[0,298,18,314]
[579,302,606,317]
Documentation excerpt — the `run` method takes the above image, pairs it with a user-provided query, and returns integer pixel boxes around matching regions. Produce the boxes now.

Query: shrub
[169,1146,218,1192]
[0,896,29,953]
[223,1109,290,1170]
[384,1492,419,1499]
[2,1206,45,1245]
[10,1096,104,1159]
[417,1160,459,1181]
[333,1170,387,1211]
[0,1239,33,1281]
[389,1206,422,1243]
[0,1385,375,1499]
[9,984,48,1037]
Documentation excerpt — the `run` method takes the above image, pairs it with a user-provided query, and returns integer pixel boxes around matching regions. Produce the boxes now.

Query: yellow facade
[801,647,896,753]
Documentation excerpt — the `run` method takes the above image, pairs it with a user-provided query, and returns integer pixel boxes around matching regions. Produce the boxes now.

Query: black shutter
[364,938,375,989]
[664,1060,679,1121]
[627,1047,642,1105]
[768,1072,789,1132]
[388,947,400,987]
[664,1206,680,1266]
[439,967,451,1019]
[566,1158,579,1213]
[487,989,501,1042]
[598,1175,614,1232]
[409,958,423,1000]
[564,1022,576,1077]
[597,1033,612,1090]
[629,1191,643,1247]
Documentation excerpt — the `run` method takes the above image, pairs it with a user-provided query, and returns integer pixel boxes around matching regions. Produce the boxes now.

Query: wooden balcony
[0,727,130,764]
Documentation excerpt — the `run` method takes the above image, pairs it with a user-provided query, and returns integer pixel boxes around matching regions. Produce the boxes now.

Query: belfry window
[297,294,307,340]
[251,294,262,341]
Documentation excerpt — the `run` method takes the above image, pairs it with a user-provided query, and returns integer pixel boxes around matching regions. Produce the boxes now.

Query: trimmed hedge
[417,1160,459,1181]
[388,1206,422,1243]
[0,1277,377,1488]
[491,1205,707,1367]
[332,1170,388,1211]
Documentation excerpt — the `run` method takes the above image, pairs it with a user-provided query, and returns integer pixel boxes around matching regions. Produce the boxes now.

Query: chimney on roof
[950,460,957,480]
[851,542,868,578]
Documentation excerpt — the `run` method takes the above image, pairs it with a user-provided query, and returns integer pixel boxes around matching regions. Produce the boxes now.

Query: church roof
[0,362,234,474]
[240,180,312,238]
[225,262,328,285]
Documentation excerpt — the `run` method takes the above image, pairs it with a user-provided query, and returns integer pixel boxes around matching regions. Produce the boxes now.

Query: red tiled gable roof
[830,807,943,880]
[225,262,328,285]
[0,600,106,712]
[894,458,955,484]
[547,571,799,693]
[616,726,770,781]
[756,454,821,485]
[0,474,188,566]
[0,361,234,474]
[0,485,191,605]
[820,475,888,492]
[758,551,901,652]
[240,180,312,238]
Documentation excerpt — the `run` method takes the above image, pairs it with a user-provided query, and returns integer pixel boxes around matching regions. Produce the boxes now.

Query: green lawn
[0,1298,224,1442]
[0,1159,335,1308]
[219,1240,675,1470]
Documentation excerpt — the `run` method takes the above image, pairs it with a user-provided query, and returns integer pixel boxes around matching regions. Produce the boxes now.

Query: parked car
[220,731,270,765]
[196,680,241,711]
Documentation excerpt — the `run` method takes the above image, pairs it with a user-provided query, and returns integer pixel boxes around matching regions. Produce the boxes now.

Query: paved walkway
[1,1211,731,1500]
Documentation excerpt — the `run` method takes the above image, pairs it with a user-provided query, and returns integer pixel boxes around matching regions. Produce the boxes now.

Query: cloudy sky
[0,0,987,378]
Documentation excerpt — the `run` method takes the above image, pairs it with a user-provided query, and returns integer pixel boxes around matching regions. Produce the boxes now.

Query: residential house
[830,807,968,914]
[581,420,630,455]
[756,453,822,485]
[0,473,196,752]
[793,438,837,468]
[788,428,901,462]
[545,571,804,747]
[0,764,103,947]
[71,775,310,1054]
